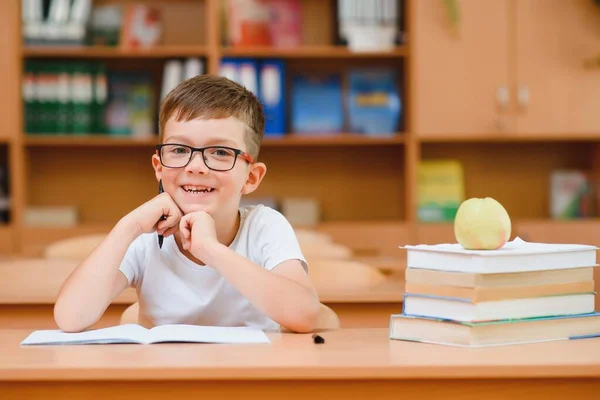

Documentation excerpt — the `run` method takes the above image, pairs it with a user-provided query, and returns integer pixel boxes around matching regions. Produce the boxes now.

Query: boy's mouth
[182,185,215,194]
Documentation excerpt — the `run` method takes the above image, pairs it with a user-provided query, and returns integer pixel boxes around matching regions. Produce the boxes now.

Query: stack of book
[390,237,600,347]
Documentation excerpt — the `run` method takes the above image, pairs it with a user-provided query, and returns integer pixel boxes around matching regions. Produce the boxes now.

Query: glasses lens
[204,147,236,171]
[161,145,192,168]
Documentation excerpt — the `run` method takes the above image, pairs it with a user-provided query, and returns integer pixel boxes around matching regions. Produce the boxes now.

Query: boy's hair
[159,74,265,159]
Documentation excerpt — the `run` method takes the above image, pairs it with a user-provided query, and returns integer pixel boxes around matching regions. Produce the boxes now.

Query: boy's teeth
[183,186,213,193]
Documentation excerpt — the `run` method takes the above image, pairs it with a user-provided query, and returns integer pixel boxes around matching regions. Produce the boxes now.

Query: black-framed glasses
[156,144,255,171]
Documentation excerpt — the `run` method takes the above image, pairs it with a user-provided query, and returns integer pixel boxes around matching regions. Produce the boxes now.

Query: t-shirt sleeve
[254,208,308,273]
[118,235,145,287]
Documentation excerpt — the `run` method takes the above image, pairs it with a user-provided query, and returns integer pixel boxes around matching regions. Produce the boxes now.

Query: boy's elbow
[285,301,321,333]
[53,301,89,333]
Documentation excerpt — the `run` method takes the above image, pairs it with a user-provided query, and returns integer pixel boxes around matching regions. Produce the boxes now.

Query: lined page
[149,324,270,344]
[21,324,149,345]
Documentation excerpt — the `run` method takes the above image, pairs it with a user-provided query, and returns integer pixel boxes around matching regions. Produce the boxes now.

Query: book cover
[291,73,343,134]
[401,237,598,274]
[389,312,600,348]
[21,324,271,346]
[417,159,464,222]
[347,68,401,135]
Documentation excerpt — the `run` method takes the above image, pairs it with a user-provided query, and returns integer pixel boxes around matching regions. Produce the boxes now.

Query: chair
[120,301,340,331]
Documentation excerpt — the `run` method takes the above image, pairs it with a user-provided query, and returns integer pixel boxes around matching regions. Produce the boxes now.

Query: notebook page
[149,324,271,344]
[20,324,150,345]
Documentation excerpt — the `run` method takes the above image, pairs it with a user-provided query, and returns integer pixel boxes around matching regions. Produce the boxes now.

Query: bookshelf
[23,46,210,58]
[1,0,600,259]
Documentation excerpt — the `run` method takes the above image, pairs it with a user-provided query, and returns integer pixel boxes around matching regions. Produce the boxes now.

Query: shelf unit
[2,0,600,258]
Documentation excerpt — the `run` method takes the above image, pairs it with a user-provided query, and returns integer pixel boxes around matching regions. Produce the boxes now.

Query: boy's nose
[185,151,210,174]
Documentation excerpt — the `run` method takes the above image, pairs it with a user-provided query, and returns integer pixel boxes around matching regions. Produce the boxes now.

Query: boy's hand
[179,211,219,259]
[126,192,183,238]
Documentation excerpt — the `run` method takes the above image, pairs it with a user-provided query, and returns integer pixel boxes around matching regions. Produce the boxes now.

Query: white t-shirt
[118,204,307,331]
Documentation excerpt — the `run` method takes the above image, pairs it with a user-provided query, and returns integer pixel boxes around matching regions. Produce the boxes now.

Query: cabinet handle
[496,86,509,131]
[496,86,509,111]
[517,85,530,109]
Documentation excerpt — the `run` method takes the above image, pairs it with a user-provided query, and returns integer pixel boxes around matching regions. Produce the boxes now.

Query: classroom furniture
[0,257,403,329]
[2,0,600,327]
[0,0,597,257]
[119,301,342,331]
[2,328,600,399]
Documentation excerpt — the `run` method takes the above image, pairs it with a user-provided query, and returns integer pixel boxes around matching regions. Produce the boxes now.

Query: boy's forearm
[202,243,320,333]
[54,217,140,332]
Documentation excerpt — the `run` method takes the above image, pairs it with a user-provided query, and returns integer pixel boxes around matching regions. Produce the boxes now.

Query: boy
[54,75,321,333]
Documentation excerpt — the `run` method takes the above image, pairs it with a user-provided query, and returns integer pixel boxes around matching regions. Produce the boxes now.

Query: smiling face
[152,116,267,218]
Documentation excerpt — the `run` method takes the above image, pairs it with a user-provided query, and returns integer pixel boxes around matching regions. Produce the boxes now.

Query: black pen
[158,180,165,249]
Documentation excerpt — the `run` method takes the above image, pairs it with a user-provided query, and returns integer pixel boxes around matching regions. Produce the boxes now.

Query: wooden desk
[0,259,404,329]
[2,328,600,399]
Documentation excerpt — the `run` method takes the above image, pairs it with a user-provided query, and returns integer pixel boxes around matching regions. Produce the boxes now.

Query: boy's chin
[181,203,214,215]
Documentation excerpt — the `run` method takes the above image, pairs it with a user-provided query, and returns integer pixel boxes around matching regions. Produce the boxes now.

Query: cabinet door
[515,0,600,134]
[413,0,512,136]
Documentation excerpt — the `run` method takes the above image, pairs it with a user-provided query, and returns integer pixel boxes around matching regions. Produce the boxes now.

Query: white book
[389,312,600,348]
[403,293,596,323]
[20,324,271,346]
[401,237,598,274]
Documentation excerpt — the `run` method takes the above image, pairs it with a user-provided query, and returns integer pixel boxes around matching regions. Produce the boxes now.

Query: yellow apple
[454,197,511,250]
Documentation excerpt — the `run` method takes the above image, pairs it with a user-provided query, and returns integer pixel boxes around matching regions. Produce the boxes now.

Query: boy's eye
[170,146,190,154]
[209,148,235,157]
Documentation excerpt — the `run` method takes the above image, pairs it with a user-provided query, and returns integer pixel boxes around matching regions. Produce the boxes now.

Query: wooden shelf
[24,134,405,147]
[24,135,157,147]
[22,45,408,60]
[221,45,408,59]
[418,132,600,143]
[263,134,405,146]
[22,45,208,59]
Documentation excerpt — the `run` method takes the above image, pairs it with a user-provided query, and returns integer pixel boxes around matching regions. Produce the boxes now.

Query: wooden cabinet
[514,0,600,135]
[515,219,600,246]
[413,0,600,136]
[412,0,512,135]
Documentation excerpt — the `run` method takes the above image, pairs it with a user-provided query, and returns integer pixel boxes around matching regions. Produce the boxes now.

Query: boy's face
[152,116,266,217]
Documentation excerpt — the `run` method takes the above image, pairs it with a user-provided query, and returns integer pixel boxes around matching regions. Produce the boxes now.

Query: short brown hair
[159,74,265,159]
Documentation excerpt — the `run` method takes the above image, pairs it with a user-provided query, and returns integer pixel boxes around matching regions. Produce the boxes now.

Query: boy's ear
[152,153,163,181]
[242,162,267,195]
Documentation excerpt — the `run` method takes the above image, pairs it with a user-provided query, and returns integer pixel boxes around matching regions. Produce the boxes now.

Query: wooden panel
[298,0,335,46]
[252,146,405,221]
[3,380,600,400]
[413,0,512,135]
[4,328,600,380]
[0,226,15,255]
[413,223,455,244]
[421,142,594,219]
[0,258,136,304]
[0,1,20,142]
[515,219,600,246]
[515,0,600,134]
[316,221,409,257]
[19,225,111,256]
[95,0,207,45]
[0,303,398,330]
[328,303,402,328]
[0,305,127,329]
[26,147,157,226]
[221,46,408,58]
[23,46,208,58]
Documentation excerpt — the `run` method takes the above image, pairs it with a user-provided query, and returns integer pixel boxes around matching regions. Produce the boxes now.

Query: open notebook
[20,324,271,345]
